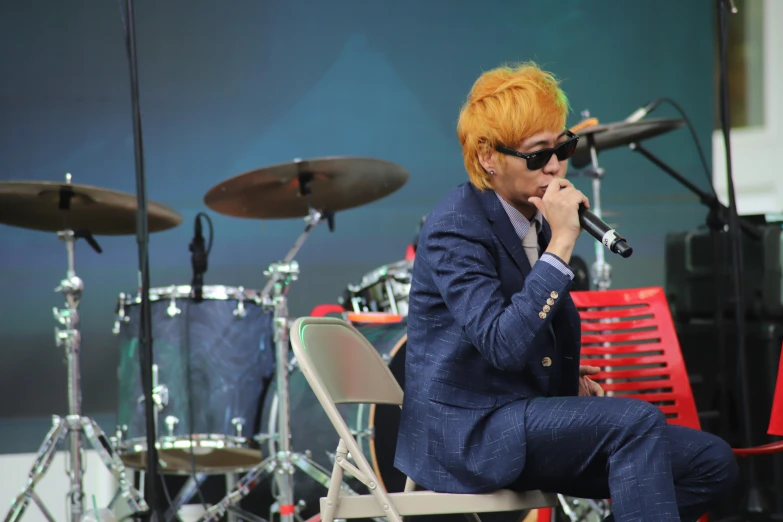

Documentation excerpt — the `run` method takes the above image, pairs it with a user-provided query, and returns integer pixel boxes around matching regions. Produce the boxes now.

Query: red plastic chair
[535,286,703,521]
[309,304,345,317]
[767,343,783,437]
[572,286,701,428]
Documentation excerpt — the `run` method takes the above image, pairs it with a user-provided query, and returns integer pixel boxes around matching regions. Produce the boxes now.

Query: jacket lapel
[470,185,531,276]
[539,218,552,250]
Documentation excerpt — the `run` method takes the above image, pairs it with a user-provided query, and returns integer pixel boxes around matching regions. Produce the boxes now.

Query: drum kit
[0,115,685,522]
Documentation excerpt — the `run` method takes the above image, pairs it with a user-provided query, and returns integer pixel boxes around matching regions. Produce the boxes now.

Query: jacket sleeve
[420,211,573,373]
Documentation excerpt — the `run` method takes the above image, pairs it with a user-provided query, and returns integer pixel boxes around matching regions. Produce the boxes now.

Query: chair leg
[321,440,347,522]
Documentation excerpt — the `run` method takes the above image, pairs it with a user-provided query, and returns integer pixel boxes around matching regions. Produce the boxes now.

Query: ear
[477,148,496,175]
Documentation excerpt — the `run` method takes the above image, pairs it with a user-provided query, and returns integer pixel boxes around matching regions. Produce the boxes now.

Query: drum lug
[231,416,246,437]
[264,261,299,284]
[113,293,131,334]
[137,364,169,410]
[166,290,181,317]
[351,427,374,442]
[233,287,247,319]
[113,424,128,444]
[164,415,179,437]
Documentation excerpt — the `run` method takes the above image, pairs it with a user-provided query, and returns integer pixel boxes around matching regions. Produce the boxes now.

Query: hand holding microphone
[528,178,633,262]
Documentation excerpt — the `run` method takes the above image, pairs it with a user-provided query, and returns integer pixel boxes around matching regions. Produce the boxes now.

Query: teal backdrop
[0,0,715,452]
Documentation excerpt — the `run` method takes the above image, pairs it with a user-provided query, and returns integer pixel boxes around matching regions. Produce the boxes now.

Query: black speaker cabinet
[665,224,783,321]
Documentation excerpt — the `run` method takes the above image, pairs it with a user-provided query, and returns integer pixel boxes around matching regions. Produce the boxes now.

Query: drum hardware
[136,364,169,443]
[165,417,179,437]
[555,495,612,522]
[343,260,414,317]
[2,186,149,522]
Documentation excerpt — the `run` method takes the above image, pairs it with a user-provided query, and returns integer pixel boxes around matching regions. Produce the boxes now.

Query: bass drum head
[371,336,407,492]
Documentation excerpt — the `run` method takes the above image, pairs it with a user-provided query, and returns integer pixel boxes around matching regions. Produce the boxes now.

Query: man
[394,62,737,521]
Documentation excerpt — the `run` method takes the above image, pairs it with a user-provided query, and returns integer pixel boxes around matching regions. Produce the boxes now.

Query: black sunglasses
[495,130,579,171]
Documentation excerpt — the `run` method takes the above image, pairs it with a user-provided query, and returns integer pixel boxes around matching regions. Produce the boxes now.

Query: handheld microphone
[578,204,633,258]
[624,98,662,123]
[189,216,208,301]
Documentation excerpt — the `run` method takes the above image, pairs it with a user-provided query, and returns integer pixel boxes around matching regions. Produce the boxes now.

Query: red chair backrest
[570,286,701,430]
[310,304,346,317]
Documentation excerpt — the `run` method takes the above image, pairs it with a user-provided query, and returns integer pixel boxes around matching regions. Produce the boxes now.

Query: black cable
[198,212,214,256]
[716,0,760,514]
[186,212,214,511]
[643,96,715,194]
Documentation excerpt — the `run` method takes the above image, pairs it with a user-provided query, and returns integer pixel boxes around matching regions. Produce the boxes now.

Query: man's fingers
[527,196,544,213]
[545,177,573,198]
[579,365,601,376]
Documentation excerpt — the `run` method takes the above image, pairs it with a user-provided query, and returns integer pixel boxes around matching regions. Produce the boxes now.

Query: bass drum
[260,318,530,522]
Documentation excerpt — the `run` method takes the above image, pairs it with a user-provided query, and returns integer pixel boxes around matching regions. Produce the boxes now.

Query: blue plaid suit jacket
[394,182,582,493]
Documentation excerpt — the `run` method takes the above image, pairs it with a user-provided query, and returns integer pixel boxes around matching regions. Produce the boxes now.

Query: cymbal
[204,156,409,219]
[0,181,183,235]
[571,118,684,166]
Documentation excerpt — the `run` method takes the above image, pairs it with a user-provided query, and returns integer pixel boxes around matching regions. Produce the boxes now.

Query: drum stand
[3,230,147,522]
[197,208,356,522]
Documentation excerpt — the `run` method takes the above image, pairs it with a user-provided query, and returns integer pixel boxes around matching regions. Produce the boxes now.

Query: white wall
[713,0,783,216]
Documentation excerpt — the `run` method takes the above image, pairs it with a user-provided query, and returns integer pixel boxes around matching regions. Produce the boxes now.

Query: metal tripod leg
[162,473,209,522]
[4,416,67,522]
[81,418,147,514]
[196,452,360,522]
[3,415,148,522]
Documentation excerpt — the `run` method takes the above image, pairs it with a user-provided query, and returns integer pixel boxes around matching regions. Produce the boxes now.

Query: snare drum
[113,285,275,474]
[344,259,413,316]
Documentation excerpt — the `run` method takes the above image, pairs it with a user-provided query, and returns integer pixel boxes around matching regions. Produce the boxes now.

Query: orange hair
[457,62,570,190]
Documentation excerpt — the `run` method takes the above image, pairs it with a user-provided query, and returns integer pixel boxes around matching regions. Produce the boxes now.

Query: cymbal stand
[3,227,147,522]
[198,206,355,522]
[571,132,611,290]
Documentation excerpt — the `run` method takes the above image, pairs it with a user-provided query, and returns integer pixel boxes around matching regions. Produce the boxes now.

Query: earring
[489,170,495,175]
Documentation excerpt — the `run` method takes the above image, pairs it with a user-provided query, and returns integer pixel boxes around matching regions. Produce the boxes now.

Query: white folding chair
[288,316,557,522]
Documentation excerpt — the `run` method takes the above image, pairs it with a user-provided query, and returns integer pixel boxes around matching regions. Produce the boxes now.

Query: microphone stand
[122,1,162,520]
[627,142,760,241]
[713,0,770,519]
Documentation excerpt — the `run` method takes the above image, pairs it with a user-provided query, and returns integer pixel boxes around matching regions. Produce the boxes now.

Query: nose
[542,153,562,176]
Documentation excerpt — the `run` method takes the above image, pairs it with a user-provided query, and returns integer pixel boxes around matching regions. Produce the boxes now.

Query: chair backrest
[570,286,701,429]
[289,316,404,406]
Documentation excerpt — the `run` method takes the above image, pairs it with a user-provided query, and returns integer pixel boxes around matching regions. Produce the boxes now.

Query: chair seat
[321,489,558,518]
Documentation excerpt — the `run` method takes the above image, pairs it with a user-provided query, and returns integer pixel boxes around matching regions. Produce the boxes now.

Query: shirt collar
[495,192,542,241]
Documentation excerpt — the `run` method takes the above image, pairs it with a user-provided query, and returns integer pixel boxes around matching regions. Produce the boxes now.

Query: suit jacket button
[538,311,547,319]
[550,291,559,299]
[541,357,552,367]
[547,298,555,306]
[543,304,551,313]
